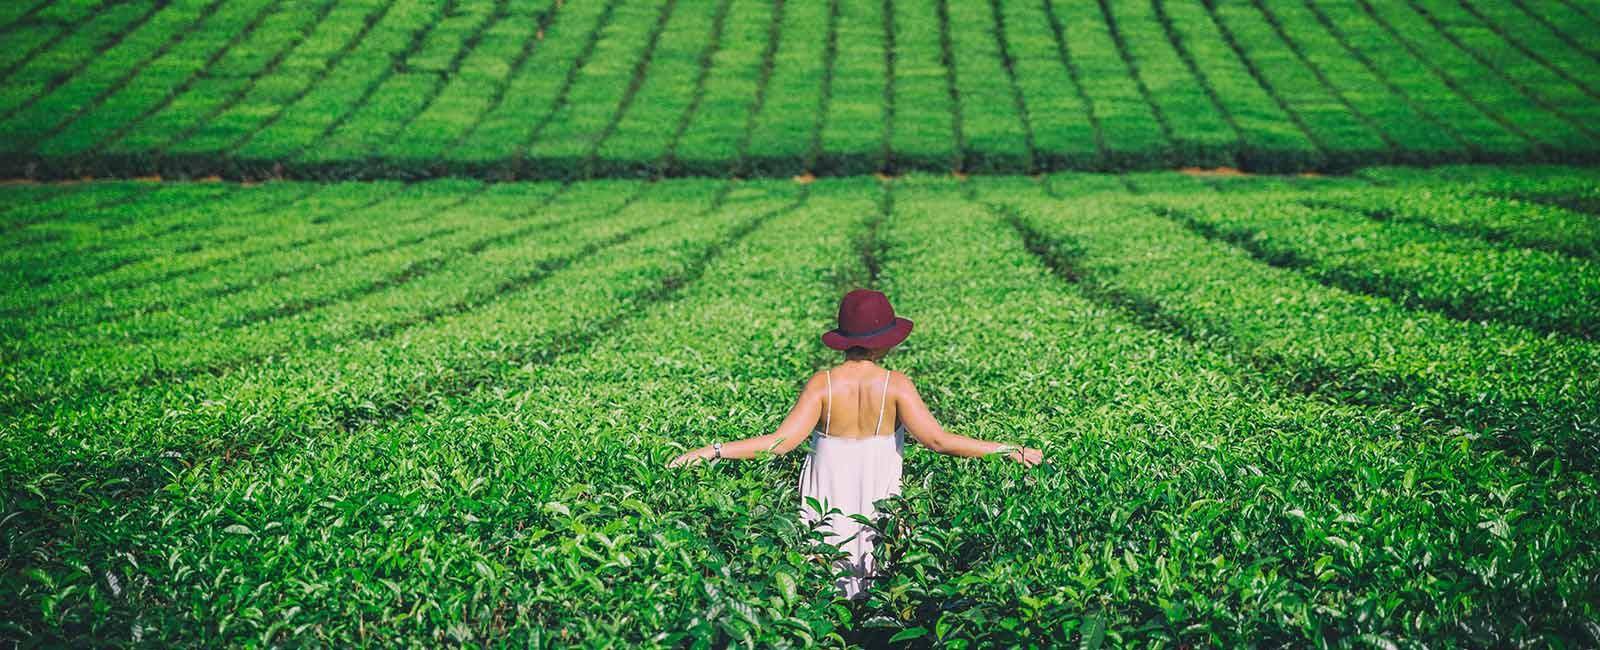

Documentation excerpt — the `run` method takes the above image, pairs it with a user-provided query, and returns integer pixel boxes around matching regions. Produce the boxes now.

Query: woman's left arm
[668,373,825,467]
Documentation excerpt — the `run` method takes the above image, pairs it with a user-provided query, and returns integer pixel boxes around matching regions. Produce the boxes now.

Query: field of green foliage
[3,0,1600,645]
[3,0,1600,179]
[1,166,1597,645]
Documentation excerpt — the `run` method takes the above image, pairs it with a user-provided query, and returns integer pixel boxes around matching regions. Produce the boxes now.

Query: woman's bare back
[816,360,900,439]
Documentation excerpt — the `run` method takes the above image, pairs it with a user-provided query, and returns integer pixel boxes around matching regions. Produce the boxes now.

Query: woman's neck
[843,349,884,363]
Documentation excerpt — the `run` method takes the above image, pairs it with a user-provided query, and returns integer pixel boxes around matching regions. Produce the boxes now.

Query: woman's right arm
[667,372,825,467]
[893,373,1044,467]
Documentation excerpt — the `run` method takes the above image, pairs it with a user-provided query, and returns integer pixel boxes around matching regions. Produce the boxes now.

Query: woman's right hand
[1007,447,1045,467]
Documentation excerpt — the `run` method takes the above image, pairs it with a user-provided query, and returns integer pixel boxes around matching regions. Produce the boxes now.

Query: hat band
[836,320,899,339]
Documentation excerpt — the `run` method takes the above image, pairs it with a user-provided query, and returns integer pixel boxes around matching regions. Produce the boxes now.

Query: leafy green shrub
[5,169,1599,645]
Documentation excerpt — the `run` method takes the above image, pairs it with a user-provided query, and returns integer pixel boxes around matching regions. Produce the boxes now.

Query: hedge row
[2,0,1600,180]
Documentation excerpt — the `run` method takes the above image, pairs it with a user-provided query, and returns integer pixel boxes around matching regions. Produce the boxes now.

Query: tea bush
[3,0,1600,180]
[3,166,1599,645]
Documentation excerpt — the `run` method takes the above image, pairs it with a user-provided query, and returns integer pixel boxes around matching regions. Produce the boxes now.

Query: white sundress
[797,368,905,600]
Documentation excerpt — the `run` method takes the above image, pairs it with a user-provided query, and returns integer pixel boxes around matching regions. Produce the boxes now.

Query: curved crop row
[1000,175,1600,471]
[423,1,564,166]
[19,0,238,157]
[941,0,1026,173]
[134,0,343,160]
[307,0,520,176]
[0,0,166,125]
[518,0,683,179]
[1513,0,1600,62]
[919,177,1598,644]
[1107,0,1238,167]
[1043,0,1166,169]
[1411,0,1600,136]
[0,0,58,34]
[1453,0,1600,102]
[0,178,875,645]
[579,0,687,178]
[1246,0,1408,156]
[1158,195,1600,340]
[1382,0,1593,148]
[0,182,417,318]
[740,0,830,177]
[1305,187,1600,260]
[1346,0,1547,157]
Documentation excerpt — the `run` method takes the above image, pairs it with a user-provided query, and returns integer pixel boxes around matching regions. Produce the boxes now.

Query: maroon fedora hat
[822,289,914,350]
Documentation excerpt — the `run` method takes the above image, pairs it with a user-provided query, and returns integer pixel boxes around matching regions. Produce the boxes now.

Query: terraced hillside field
[1,0,1600,180]
[2,165,1599,645]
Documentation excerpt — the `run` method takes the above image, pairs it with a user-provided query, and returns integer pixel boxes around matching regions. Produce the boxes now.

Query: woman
[670,289,1045,599]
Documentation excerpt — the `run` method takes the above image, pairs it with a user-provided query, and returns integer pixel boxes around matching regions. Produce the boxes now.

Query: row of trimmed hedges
[1,0,1599,180]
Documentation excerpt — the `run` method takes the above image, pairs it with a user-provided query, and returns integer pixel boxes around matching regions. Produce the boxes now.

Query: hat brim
[822,318,913,351]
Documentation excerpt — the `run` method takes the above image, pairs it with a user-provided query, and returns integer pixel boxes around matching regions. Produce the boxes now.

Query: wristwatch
[712,442,723,460]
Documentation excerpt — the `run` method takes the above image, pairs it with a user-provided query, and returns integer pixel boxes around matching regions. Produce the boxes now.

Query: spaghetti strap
[873,368,890,436]
[823,370,832,435]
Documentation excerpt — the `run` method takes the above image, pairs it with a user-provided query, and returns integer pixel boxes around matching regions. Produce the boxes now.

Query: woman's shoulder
[886,369,916,394]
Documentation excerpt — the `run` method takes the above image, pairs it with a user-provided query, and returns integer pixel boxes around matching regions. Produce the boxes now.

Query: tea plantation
[2,0,1599,646]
